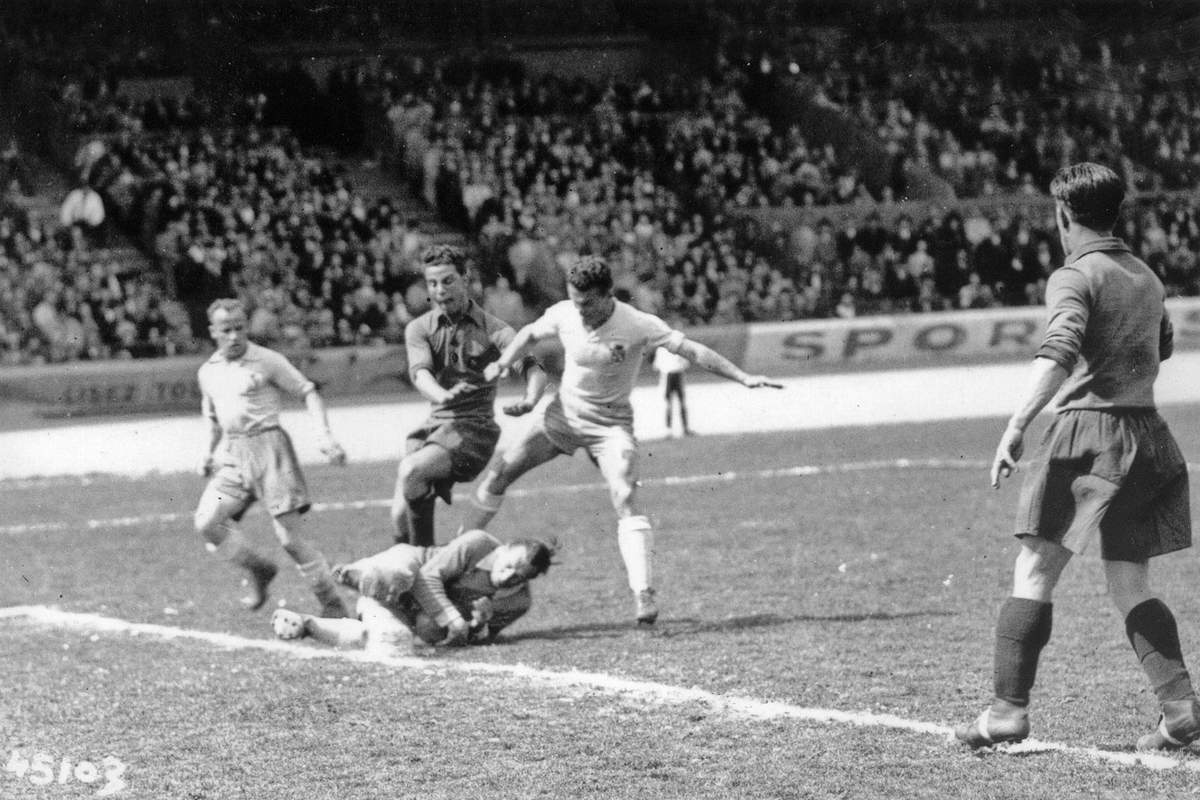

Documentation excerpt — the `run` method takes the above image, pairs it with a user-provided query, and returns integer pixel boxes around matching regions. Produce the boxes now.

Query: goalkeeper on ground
[270,529,555,654]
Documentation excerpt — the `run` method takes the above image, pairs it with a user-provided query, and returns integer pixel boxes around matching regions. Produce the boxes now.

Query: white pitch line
[0,458,990,536]
[0,604,1194,774]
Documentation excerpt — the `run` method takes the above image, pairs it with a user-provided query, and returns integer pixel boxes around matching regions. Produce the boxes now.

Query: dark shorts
[664,373,685,397]
[406,416,501,487]
[212,427,311,518]
[1014,408,1192,561]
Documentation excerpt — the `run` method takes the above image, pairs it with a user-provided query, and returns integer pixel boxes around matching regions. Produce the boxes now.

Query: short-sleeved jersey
[405,301,517,421]
[198,342,315,434]
[1036,237,1173,411]
[528,299,685,426]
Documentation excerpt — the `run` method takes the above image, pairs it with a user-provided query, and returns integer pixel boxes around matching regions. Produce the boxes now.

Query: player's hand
[483,362,509,383]
[469,597,494,629]
[742,374,784,389]
[199,455,215,478]
[321,439,348,466]
[444,381,479,401]
[502,399,535,416]
[990,424,1025,488]
[437,617,471,647]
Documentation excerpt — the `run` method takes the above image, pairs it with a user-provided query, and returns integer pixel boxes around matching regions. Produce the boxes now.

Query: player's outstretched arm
[484,324,544,382]
[676,338,783,389]
[303,388,346,465]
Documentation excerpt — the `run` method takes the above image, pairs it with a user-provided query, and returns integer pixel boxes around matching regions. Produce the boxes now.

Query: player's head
[566,255,616,330]
[1050,162,1123,235]
[488,537,556,589]
[421,245,471,318]
[207,298,248,360]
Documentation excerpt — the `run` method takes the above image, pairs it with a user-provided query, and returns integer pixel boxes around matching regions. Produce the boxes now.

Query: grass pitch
[3,408,1200,798]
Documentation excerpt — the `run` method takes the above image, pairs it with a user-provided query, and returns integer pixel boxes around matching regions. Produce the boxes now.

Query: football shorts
[1014,408,1192,561]
[211,427,310,518]
[406,416,501,488]
[534,396,638,471]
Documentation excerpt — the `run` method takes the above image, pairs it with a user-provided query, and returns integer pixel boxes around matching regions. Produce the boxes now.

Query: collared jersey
[529,299,685,426]
[1037,236,1173,410]
[198,342,315,434]
[405,301,517,421]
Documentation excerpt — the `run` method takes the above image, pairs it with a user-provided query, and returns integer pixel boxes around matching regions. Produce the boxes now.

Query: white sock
[357,596,411,657]
[617,515,654,593]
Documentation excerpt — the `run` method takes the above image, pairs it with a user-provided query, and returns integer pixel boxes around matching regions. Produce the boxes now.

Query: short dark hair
[567,255,613,294]
[421,244,468,274]
[1049,162,1124,231]
[510,537,556,580]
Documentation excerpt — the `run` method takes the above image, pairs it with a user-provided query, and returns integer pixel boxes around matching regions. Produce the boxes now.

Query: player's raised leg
[595,433,658,625]
[193,484,277,611]
[390,443,455,547]
[957,537,1070,746]
[272,510,351,618]
[465,429,563,531]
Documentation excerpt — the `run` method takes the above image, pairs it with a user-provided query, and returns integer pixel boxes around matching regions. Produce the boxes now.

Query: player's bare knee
[609,482,636,512]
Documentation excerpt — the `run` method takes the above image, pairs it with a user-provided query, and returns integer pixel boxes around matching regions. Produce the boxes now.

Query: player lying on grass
[270,529,555,653]
[461,255,782,626]
[193,298,350,618]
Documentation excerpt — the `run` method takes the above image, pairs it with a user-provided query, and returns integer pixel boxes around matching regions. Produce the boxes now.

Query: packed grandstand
[0,0,1197,366]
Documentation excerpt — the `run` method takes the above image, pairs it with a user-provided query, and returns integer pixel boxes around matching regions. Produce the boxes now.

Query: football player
[461,255,781,626]
[392,245,547,546]
[194,298,350,617]
[270,529,555,653]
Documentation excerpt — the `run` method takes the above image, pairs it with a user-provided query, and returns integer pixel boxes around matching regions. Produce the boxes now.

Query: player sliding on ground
[193,298,351,618]
[461,255,782,626]
[270,529,555,653]
[957,163,1200,752]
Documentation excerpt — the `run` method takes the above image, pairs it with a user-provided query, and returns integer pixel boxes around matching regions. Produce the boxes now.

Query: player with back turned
[956,162,1200,752]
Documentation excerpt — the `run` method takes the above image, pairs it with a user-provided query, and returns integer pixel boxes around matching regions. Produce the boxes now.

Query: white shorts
[534,396,638,473]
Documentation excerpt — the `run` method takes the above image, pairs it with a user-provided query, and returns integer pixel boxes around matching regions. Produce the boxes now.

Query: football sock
[617,515,654,593]
[392,499,414,544]
[304,616,368,648]
[1126,599,1196,703]
[358,596,411,656]
[207,525,273,571]
[404,495,436,547]
[468,486,505,530]
[992,597,1053,709]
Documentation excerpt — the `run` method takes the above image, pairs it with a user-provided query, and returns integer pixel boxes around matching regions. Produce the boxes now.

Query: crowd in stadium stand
[1,1,1199,365]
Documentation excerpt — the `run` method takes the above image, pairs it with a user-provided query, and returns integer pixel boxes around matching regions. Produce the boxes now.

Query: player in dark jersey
[956,163,1198,752]
[270,529,555,652]
[392,245,546,546]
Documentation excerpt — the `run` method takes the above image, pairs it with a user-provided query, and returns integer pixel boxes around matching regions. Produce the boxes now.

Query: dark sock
[405,495,436,547]
[993,597,1053,709]
[1127,598,1195,703]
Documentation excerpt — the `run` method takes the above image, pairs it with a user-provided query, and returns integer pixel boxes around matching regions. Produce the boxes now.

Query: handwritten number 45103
[5,749,127,796]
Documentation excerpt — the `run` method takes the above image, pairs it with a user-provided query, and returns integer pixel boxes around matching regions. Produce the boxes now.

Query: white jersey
[529,299,684,426]
[198,342,315,435]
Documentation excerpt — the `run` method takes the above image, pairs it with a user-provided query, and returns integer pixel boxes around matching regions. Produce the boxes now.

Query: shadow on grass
[506,608,956,642]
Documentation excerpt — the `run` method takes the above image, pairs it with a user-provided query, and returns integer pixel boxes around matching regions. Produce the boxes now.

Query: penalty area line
[0,605,1196,774]
[0,457,987,536]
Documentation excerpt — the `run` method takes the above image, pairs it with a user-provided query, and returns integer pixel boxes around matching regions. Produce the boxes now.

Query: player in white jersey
[194,298,350,617]
[462,256,781,625]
